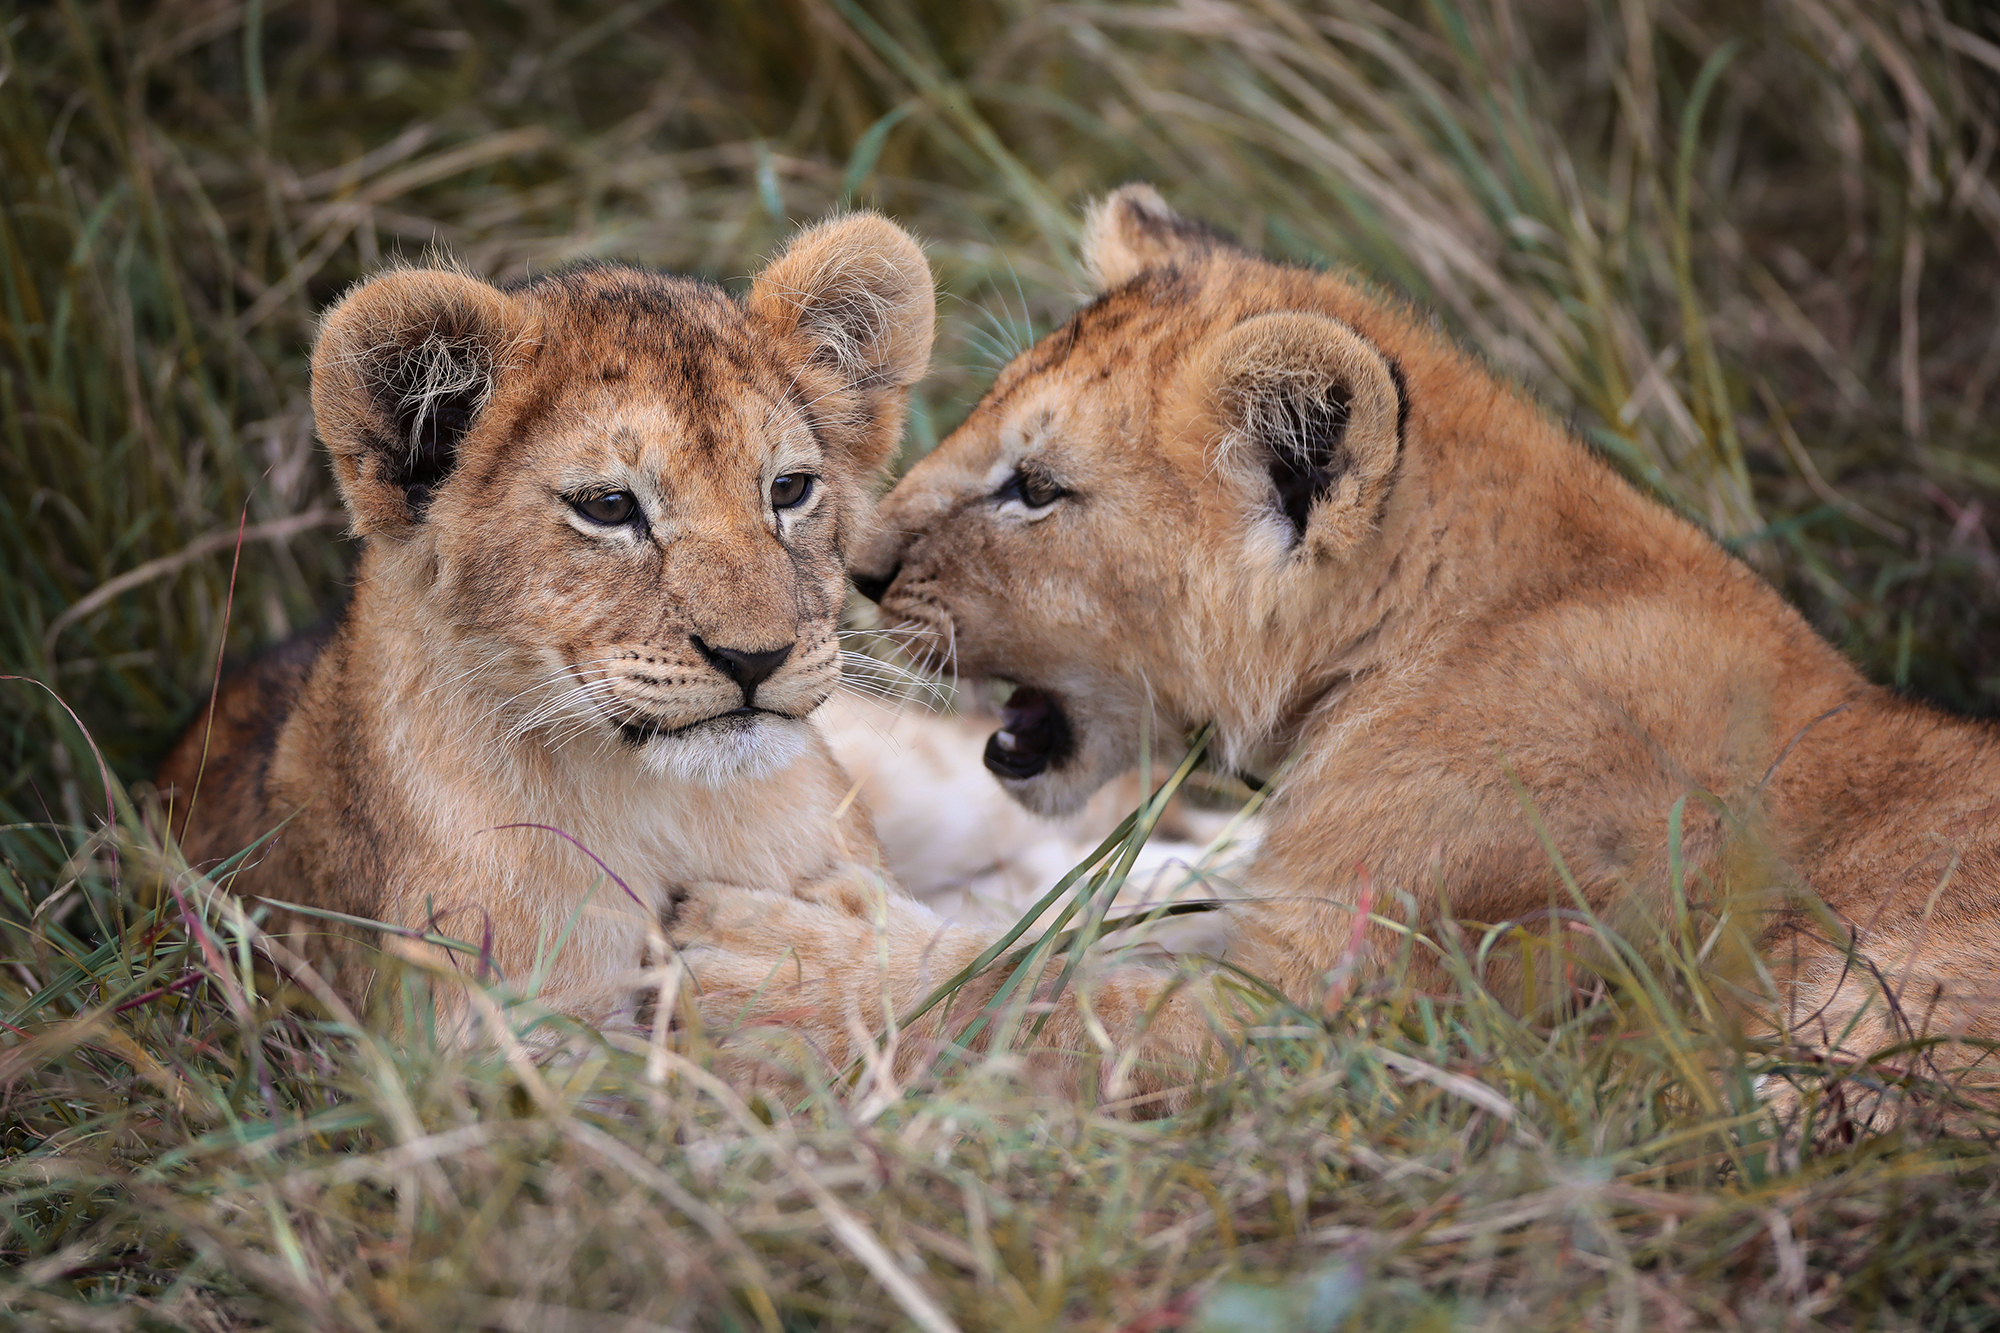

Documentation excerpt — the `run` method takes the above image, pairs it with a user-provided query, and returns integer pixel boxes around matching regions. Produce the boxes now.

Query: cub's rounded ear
[1081,183,1228,291]
[310,267,534,539]
[747,212,934,473]
[1193,312,1403,559]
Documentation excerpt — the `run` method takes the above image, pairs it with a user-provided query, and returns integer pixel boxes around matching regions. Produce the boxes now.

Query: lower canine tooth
[995,730,1020,751]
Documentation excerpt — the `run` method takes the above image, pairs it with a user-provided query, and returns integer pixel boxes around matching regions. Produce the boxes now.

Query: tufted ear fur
[1081,183,1231,291]
[1194,312,1403,559]
[747,212,934,474]
[311,267,535,539]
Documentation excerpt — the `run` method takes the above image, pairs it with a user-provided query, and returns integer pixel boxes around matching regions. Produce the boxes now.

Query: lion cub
[850,185,2000,1077]
[159,214,941,1032]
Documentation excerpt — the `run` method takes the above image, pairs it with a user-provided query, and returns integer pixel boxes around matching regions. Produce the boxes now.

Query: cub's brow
[568,409,645,468]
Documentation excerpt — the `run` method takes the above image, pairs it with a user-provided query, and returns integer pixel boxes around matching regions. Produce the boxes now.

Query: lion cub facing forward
[852,186,2000,1075]
[160,215,941,1031]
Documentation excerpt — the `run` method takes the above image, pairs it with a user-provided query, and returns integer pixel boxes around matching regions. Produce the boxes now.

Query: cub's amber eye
[573,491,639,526]
[996,468,1066,509]
[770,473,814,510]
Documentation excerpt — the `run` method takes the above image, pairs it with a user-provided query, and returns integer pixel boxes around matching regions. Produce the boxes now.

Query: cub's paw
[662,882,879,1048]
[662,876,987,1067]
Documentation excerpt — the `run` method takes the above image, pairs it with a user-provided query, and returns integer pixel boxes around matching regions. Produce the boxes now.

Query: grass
[6,0,2000,1327]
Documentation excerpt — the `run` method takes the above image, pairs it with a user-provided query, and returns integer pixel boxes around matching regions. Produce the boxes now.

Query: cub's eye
[572,491,639,526]
[995,468,1066,509]
[770,473,814,510]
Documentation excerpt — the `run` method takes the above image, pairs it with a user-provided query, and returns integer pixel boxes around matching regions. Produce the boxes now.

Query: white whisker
[837,650,954,710]
[470,656,634,730]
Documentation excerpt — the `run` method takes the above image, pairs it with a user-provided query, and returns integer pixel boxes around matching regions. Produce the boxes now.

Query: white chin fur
[637,716,811,787]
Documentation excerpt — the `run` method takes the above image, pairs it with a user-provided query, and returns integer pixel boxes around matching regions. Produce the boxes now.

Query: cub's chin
[625,710,813,788]
[981,682,1133,818]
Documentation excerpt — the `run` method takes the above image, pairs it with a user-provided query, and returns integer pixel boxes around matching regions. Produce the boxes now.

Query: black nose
[851,564,898,604]
[691,636,792,697]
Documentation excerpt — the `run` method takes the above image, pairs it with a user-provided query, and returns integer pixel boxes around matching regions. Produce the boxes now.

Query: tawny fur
[159,215,960,1034]
[836,185,2000,1093]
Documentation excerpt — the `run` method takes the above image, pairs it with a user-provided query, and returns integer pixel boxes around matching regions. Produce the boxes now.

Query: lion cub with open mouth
[160,214,946,1035]
[851,185,2000,1087]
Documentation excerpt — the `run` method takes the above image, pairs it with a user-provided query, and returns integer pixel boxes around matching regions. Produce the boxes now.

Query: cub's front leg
[667,869,1227,1106]
[372,882,666,1046]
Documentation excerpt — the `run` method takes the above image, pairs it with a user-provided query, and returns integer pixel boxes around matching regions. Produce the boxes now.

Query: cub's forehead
[519,266,796,389]
[962,272,1221,449]
[508,265,815,454]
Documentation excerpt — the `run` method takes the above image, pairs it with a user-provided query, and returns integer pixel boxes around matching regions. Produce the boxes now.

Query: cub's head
[312,214,933,785]
[855,185,1424,816]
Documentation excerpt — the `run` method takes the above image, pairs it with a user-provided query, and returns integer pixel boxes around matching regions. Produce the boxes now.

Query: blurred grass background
[6,0,2000,1327]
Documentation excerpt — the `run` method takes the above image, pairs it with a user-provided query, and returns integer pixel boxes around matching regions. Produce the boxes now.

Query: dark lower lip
[619,707,768,745]
[983,684,1074,780]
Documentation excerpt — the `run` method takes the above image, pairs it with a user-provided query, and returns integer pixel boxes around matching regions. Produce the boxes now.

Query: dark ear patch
[1263,385,1351,538]
[1195,311,1403,560]
[372,338,490,517]
[311,267,529,539]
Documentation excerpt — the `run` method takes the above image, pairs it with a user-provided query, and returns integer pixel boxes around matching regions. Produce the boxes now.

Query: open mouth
[983,684,1074,780]
[618,706,764,746]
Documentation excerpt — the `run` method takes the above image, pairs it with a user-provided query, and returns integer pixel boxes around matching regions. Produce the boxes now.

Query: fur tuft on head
[747,212,934,474]
[311,264,537,539]
[1081,183,1232,291]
